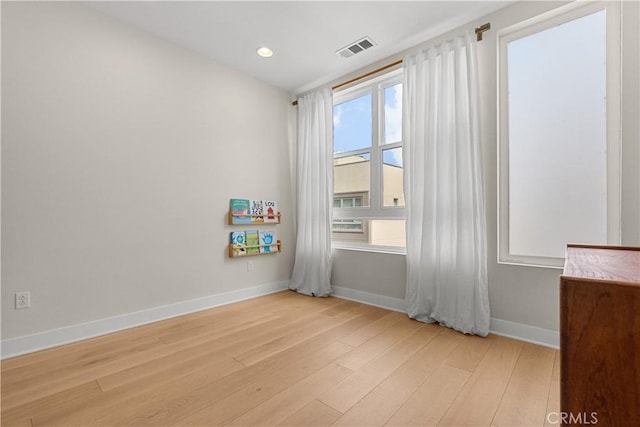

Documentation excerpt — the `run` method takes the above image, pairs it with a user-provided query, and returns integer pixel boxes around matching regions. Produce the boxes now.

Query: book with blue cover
[259,230,278,253]
[230,231,246,256]
[230,199,251,224]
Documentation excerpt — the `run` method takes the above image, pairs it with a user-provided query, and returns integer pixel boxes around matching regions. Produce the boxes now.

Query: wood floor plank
[492,343,556,426]
[2,333,162,388]
[335,315,422,371]
[1,381,102,426]
[443,332,492,372]
[232,307,358,366]
[334,331,463,426]
[162,341,354,426]
[438,335,524,426]
[386,365,471,426]
[96,339,245,391]
[544,351,561,427]
[2,336,171,410]
[32,356,245,426]
[227,362,354,426]
[0,417,32,427]
[319,324,430,414]
[339,311,406,348]
[278,399,342,427]
[157,310,281,345]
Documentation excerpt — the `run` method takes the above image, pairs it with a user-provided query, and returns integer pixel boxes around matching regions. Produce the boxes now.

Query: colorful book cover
[263,200,278,223]
[230,199,251,224]
[250,200,264,223]
[230,231,246,256]
[259,230,278,253]
[245,229,260,255]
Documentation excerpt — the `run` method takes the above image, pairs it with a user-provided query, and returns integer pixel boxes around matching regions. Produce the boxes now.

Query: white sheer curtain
[403,32,490,336]
[289,88,333,297]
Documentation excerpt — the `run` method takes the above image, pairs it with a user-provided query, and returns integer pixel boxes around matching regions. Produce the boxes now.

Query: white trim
[332,285,406,312]
[489,318,559,349]
[331,285,559,349]
[332,243,406,255]
[1,281,289,359]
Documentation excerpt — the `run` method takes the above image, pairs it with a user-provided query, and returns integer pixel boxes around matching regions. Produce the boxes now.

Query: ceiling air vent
[336,36,376,59]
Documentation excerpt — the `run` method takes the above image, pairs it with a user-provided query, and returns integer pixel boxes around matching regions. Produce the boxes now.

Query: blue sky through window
[384,84,402,146]
[333,84,403,167]
[333,94,372,154]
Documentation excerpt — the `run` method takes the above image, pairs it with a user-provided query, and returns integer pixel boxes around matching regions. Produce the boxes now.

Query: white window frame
[497,1,621,268]
[332,69,405,253]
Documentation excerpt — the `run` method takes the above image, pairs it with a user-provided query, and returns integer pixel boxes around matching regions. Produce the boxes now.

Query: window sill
[332,242,406,255]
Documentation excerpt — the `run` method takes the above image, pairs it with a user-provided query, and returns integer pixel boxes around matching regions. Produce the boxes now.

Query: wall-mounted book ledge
[228,211,281,225]
[229,198,280,225]
[228,199,281,259]
[228,240,282,258]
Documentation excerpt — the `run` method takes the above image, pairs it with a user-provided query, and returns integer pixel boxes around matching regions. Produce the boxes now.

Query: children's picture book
[230,231,246,256]
[245,229,260,255]
[259,230,278,253]
[250,200,264,223]
[263,200,278,223]
[230,199,251,224]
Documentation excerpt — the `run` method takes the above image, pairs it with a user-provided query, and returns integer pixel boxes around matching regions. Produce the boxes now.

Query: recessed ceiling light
[257,47,273,58]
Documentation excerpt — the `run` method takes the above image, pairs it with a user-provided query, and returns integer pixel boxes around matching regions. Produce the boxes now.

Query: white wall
[1,2,294,341]
[332,0,640,336]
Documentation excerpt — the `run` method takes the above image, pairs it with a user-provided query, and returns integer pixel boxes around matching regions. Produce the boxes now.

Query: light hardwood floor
[1,291,559,426]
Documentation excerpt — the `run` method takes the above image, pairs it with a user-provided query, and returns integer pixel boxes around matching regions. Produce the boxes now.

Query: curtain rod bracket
[475,23,491,41]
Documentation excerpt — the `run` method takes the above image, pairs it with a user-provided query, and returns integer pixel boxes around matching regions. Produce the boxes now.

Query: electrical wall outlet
[247,261,254,272]
[15,291,30,309]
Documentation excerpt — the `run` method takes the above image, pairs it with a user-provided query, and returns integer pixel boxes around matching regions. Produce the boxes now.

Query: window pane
[507,10,607,259]
[384,84,402,144]
[333,94,372,154]
[382,147,405,207]
[334,154,370,207]
[332,219,406,247]
[370,220,405,247]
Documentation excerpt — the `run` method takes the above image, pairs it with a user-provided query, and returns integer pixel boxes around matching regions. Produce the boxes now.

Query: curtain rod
[291,60,402,106]
[292,22,490,106]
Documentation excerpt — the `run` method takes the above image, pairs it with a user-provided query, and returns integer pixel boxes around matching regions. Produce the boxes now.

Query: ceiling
[87,1,512,95]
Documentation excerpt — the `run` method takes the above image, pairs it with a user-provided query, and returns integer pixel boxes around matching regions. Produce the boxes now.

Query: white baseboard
[332,286,406,312]
[1,281,289,359]
[489,318,559,349]
[331,285,559,349]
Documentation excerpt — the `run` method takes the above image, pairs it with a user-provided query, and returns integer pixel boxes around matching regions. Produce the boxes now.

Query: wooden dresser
[560,245,640,426]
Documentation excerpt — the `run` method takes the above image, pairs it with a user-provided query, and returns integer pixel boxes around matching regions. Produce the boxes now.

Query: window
[332,70,405,251]
[498,2,621,267]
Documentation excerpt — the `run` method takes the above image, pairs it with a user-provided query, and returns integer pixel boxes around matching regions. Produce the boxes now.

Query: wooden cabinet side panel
[560,278,640,426]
